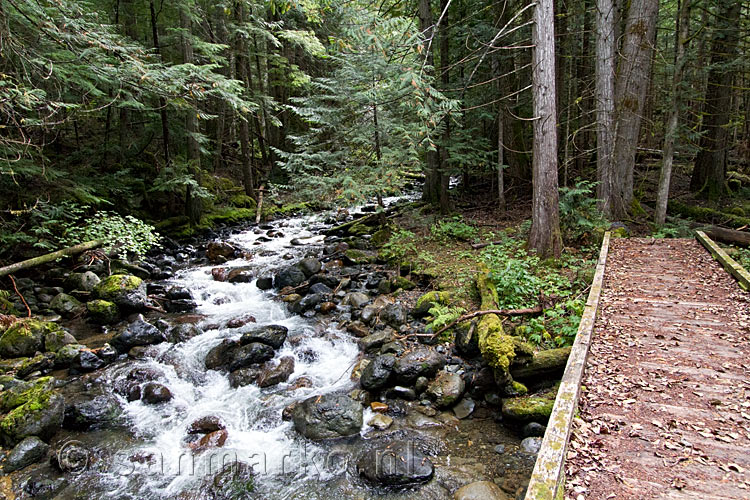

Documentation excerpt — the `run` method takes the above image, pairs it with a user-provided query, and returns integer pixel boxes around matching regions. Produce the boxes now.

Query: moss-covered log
[510,346,571,380]
[0,240,102,278]
[668,200,750,228]
[475,264,515,387]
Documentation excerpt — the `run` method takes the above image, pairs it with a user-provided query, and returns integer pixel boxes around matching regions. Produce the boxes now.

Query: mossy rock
[43,329,76,353]
[391,276,416,291]
[501,393,555,423]
[0,376,64,445]
[413,291,452,317]
[347,220,373,237]
[343,249,376,265]
[510,346,571,380]
[0,319,62,358]
[55,344,86,368]
[49,293,84,317]
[371,227,393,247]
[86,300,120,324]
[93,274,146,312]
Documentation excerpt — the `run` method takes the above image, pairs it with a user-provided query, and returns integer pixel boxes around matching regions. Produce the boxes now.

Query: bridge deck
[564,238,750,500]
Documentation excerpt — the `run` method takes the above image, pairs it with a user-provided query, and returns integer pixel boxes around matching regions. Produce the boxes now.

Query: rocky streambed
[0,200,558,500]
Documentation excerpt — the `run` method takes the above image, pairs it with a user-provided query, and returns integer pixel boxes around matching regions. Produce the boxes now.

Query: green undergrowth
[377,206,597,349]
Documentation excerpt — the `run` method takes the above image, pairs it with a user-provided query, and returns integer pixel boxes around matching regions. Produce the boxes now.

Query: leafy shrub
[558,180,608,243]
[430,216,478,242]
[60,211,161,261]
[0,201,160,261]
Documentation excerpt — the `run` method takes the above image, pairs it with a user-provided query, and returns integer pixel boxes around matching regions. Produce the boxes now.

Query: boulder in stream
[3,436,50,473]
[239,325,288,349]
[0,319,61,358]
[292,394,363,440]
[357,441,434,486]
[425,371,465,408]
[0,377,64,445]
[393,346,446,383]
[110,315,167,353]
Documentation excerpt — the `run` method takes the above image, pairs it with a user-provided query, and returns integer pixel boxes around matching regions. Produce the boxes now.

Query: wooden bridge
[525,233,750,500]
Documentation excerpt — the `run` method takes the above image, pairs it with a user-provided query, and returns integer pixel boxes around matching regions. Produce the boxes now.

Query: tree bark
[528,0,562,259]
[611,0,659,215]
[690,1,741,200]
[655,0,690,225]
[595,0,617,216]
[180,6,201,225]
[418,0,441,205]
[150,0,170,168]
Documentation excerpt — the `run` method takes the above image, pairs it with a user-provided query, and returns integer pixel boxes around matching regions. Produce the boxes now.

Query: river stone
[63,394,121,430]
[274,266,306,289]
[226,315,257,329]
[49,293,84,316]
[16,353,54,379]
[380,303,407,328]
[70,349,105,372]
[453,398,476,419]
[360,354,395,390]
[206,241,236,263]
[227,268,254,283]
[298,258,322,277]
[200,462,255,499]
[93,274,147,312]
[142,383,173,404]
[292,394,363,440]
[228,366,263,388]
[393,346,446,383]
[319,302,336,314]
[167,324,204,343]
[358,331,393,353]
[0,319,60,358]
[257,356,295,388]
[368,413,393,430]
[226,342,275,372]
[385,386,417,401]
[256,276,273,290]
[358,442,433,486]
[342,292,370,308]
[240,325,288,349]
[347,321,369,338]
[309,282,332,295]
[211,268,228,282]
[205,339,237,370]
[523,422,547,437]
[454,481,512,500]
[290,293,323,314]
[188,416,226,434]
[425,371,465,408]
[520,436,543,455]
[54,344,85,368]
[65,271,101,292]
[3,436,49,473]
[110,315,167,353]
[190,429,228,453]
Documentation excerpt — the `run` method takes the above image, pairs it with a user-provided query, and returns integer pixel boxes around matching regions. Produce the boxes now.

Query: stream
[16,201,536,499]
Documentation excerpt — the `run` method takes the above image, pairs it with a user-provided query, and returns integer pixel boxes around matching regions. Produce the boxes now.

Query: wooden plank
[695,230,750,290]
[523,232,611,500]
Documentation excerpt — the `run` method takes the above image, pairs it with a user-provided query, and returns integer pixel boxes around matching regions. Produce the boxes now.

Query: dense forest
[1,0,748,261]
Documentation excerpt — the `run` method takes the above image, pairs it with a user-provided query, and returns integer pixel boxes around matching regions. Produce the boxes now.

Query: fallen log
[510,346,571,380]
[430,306,543,338]
[0,240,103,278]
[471,240,503,250]
[690,224,750,247]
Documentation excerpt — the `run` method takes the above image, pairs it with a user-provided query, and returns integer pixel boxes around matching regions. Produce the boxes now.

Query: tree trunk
[690,1,741,200]
[180,6,201,225]
[528,0,562,259]
[595,0,617,216]
[0,241,103,278]
[418,0,441,205]
[611,0,659,215]
[655,0,690,225]
[150,0,170,168]
[438,0,451,213]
